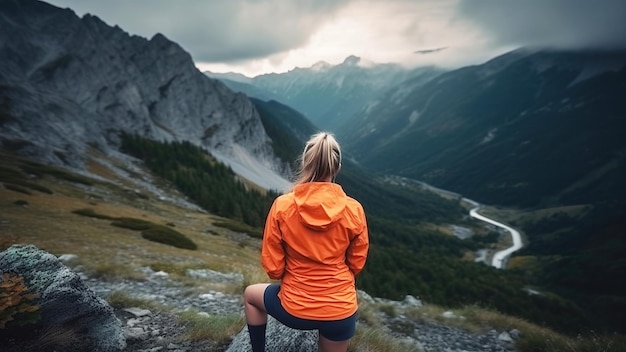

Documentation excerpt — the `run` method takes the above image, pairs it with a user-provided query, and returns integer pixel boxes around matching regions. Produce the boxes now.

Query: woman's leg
[244,283,271,325]
[318,335,350,352]
[244,283,271,352]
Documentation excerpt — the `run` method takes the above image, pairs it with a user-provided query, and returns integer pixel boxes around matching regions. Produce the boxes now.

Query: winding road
[464,199,523,269]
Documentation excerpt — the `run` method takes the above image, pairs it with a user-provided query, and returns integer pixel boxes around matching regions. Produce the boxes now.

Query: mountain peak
[311,60,331,71]
[342,55,361,65]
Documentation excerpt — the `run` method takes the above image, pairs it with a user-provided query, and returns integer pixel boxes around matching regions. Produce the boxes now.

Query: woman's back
[262,182,368,320]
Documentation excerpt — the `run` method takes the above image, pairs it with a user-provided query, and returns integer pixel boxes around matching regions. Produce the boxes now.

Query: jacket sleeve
[346,207,369,276]
[261,201,285,280]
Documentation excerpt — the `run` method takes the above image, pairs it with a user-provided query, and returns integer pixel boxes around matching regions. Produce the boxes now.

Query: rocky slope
[0,0,290,191]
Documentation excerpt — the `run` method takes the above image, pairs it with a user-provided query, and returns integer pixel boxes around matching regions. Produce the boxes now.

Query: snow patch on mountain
[212,146,292,193]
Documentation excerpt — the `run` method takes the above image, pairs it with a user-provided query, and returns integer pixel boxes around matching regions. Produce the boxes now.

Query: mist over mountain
[206,56,445,131]
[0,0,290,191]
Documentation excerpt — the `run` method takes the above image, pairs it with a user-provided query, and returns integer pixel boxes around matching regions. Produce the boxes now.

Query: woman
[243,132,369,352]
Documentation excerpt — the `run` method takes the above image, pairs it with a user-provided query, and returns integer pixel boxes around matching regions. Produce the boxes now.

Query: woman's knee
[244,283,270,306]
[318,335,349,352]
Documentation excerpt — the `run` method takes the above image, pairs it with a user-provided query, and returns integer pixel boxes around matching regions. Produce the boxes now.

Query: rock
[402,294,422,308]
[442,311,457,319]
[498,331,513,342]
[57,253,79,265]
[226,316,319,352]
[186,268,244,284]
[124,307,152,317]
[509,328,521,340]
[0,244,126,351]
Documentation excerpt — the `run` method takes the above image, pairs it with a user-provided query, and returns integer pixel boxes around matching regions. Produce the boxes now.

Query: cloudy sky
[46,0,626,77]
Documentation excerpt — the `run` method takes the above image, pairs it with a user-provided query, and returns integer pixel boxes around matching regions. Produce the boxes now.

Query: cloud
[414,47,448,54]
[456,0,626,49]
[46,0,626,76]
[48,0,351,62]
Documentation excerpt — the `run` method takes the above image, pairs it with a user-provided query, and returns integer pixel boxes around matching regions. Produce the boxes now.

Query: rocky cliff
[0,0,291,191]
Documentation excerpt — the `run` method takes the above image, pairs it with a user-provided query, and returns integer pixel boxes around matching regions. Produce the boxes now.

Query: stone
[498,331,513,342]
[402,294,423,308]
[442,311,456,319]
[124,307,153,317]
[0,244,126,351]
[226,316,319,352]
[509,328,521,340]
[58,253,79,265]
[186,268,244,284]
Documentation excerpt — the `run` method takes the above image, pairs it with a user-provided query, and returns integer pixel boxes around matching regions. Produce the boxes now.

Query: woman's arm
[346,207,369,276]
[261,202,285,280]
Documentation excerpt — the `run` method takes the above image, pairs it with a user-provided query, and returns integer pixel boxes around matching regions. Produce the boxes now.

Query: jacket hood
[293,182,347,231]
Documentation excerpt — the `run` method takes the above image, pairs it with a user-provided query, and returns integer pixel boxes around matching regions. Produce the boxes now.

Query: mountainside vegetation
[119,133,279,229]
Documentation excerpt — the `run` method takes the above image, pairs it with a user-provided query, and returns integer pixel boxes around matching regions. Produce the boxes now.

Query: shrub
[20,163,94,186]
[213,220,262,239]
[13,200,29,207]
[142,226,197,250]
[110,217,154,231]
[72,208,115,220]
[0,273,40,329]
[110,217,198,250]
[8,181,53,194]
[106,291,161,310]
[4,184,31,195]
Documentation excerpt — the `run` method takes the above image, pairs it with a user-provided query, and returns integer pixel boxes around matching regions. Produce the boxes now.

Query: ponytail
[293,132,342,186]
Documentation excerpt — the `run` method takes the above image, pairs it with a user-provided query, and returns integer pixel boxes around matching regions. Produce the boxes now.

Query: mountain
[339,48,626,208]
[0,0,290,192]
[208,56,445,131]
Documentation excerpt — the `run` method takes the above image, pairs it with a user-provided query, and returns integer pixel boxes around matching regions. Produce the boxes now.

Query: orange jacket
[261,182,369,320]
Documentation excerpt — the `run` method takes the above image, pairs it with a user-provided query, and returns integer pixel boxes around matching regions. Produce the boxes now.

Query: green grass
[213,220,263,239]
[349,326,419,352]
[85,262,145,281]
[177,310,245,343]
[3,184,32,195]
[106,291,164,311]
[110,217,155,230]
[71,208,115,220]
[141,226,198,250]
[111,217,198,250]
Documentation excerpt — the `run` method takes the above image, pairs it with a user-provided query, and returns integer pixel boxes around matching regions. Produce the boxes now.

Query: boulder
[226,316,319,352]
[0,244,125,351]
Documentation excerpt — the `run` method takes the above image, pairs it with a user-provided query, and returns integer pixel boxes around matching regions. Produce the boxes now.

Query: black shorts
[263,283,357,341]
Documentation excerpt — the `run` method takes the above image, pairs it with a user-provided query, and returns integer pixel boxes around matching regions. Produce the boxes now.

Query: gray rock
[226,316,319,352]
[0,244,126,351]
[402,294,423,308]
[186,268,244,284]
[58,253,79,265]
[497,331,513,342]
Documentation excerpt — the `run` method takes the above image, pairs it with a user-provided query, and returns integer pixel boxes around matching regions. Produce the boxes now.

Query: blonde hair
[293,132,342,186]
